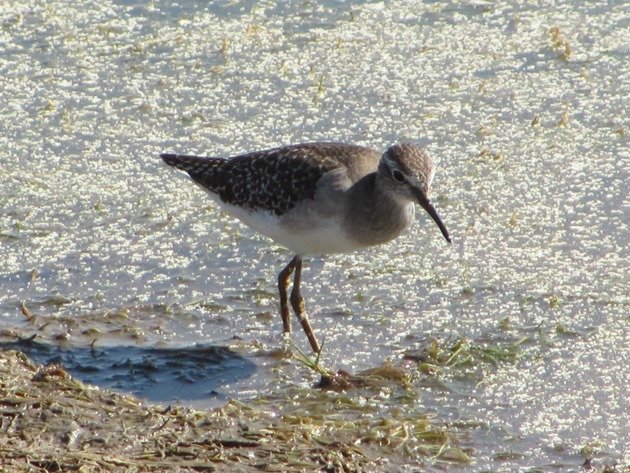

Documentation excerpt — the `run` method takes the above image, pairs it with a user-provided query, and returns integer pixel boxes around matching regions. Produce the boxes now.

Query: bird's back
[161,142,380,216]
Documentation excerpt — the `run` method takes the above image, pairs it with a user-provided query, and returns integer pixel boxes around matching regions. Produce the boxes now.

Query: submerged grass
[409,336,528,371]
[291,339,332,378]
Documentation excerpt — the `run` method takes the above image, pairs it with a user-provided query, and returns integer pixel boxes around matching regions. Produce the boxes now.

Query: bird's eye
[391,169,405,183]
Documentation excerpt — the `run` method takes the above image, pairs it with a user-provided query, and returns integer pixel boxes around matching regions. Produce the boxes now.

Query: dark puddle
[0,339,256,404]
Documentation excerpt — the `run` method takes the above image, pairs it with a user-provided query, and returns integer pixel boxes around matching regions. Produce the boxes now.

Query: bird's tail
[161,153,228,194]
[161,153,224,173]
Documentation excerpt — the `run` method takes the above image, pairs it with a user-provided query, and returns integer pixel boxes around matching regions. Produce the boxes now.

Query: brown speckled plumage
[162,143,376,216]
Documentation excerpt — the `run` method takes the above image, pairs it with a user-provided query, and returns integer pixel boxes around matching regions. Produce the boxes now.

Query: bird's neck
[343,173,414,247]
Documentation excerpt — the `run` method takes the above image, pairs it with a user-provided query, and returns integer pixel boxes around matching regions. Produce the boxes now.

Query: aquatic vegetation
[0,349,471,471]
[549,25,573,60]
[406,336,528,373]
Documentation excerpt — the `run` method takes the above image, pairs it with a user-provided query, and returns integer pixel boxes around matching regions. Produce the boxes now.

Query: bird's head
[378,144,451,243]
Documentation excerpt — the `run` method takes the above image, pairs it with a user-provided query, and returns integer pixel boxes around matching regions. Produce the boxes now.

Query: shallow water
[1,0,628,471]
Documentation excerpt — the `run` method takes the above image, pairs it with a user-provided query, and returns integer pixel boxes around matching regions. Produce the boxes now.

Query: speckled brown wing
[161,143,369,216]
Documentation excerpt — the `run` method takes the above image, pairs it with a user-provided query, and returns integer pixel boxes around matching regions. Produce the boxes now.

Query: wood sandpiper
[161,142,451,354]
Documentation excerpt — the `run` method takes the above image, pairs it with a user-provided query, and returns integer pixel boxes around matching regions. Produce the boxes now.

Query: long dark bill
[411,186,451,243]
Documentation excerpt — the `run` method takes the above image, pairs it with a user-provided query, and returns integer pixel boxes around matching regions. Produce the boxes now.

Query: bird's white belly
[212,197,362,256]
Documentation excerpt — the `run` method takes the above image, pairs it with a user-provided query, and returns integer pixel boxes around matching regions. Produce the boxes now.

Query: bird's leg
[289,257,321,354]
[278,255,299,335]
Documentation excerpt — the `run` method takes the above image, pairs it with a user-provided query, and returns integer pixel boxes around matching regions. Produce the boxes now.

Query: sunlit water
[1,0,628,471]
